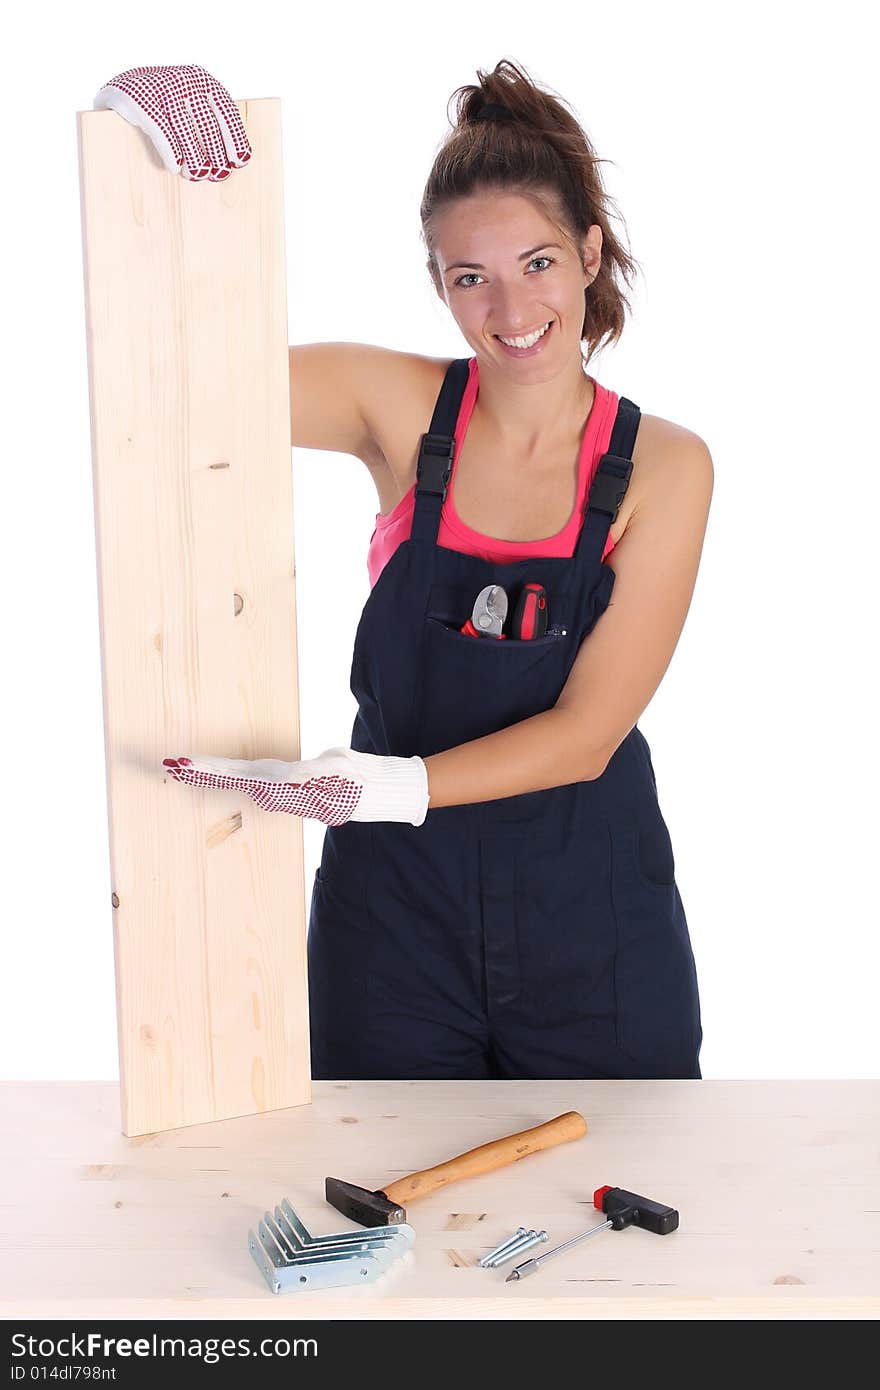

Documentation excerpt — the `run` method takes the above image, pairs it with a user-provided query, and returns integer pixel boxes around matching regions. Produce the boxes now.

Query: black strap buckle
[415,432,456,500]
[588,454,634,523]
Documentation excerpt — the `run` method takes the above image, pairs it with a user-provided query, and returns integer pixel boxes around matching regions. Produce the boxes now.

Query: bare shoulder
[355,349,456,493]
[626,411,714,528]
[287,341,447,460]
[357,346,454,440]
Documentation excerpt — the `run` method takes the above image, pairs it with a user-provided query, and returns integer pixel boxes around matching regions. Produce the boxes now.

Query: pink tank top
[367,356,619,590]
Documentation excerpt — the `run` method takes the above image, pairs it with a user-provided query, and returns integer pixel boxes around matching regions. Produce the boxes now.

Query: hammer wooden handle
[382,1110,587,1206]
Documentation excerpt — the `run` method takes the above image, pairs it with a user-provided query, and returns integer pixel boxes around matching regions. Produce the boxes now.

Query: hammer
[325,1110,587,1226]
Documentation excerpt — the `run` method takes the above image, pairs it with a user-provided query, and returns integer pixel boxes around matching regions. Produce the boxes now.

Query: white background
[2,0,876,1082]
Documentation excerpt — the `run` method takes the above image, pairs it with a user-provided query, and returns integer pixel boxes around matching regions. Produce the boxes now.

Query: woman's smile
[493,318,555,357]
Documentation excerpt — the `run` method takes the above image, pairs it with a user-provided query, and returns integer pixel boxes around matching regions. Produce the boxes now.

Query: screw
[480,1227,527,1268]
[495,1229,548,1265]
[488,1229,540,1267]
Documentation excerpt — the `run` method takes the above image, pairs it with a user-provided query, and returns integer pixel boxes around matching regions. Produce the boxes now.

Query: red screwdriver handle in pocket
[510,583,548,640]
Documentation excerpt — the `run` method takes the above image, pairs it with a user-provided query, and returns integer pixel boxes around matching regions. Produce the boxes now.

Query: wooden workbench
[1,1080,877,1320]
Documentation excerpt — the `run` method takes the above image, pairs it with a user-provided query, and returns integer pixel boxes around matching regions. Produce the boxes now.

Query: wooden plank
[1,1079,878,1317]
[77,97,310,1136]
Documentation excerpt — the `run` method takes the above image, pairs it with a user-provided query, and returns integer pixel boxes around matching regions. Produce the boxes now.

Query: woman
[98,59,713,1082]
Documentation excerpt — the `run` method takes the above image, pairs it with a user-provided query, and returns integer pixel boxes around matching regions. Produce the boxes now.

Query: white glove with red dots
[93,63,252,183]
[162,747,430,827]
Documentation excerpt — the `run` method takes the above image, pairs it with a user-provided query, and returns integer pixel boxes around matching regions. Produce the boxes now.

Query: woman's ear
[583,225,603,282]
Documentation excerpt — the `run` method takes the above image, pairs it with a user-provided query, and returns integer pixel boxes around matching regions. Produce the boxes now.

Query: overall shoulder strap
[573,394,641,566]
[411,358,471,542]
[587,396,640,524]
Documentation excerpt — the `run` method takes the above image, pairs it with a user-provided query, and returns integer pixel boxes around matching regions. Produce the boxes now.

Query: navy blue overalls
[307,358,703,1080]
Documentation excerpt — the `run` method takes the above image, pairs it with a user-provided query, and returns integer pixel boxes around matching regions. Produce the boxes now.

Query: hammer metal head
[325,1176,406,1227]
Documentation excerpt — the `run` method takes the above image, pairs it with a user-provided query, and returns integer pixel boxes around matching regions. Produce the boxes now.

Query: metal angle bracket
[248,1197,416,1294]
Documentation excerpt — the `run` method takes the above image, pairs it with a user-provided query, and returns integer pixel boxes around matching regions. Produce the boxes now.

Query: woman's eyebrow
[444,242,564,272]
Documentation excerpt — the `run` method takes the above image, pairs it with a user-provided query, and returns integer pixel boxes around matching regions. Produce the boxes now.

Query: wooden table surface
[1,1079,878,1320]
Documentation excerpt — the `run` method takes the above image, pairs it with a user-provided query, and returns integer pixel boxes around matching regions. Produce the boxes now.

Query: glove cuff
[347,752,430,826]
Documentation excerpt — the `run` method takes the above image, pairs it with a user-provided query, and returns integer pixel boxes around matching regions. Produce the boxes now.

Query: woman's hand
[93,63,252,182]
[162,747,430,827]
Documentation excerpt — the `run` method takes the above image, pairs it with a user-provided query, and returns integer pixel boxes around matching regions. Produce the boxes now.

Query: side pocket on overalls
[307,842,373,1069]
[609,817,701,1075]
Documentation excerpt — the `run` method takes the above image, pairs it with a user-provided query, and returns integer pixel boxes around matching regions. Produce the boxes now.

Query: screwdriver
[509,582,548,639]
[505,1185,679,1282]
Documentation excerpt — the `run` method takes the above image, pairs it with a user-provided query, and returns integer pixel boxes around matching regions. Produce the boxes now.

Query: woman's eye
[453,256,555,288]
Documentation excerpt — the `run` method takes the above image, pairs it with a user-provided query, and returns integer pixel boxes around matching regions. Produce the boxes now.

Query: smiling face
[431,186,602,376]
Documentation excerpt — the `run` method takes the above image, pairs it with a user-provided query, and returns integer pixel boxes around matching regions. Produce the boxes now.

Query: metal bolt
[488,1229,540,1266]
[479,1227,527,1268]
[489,1231,538,1267]
[494,1229,548,1264]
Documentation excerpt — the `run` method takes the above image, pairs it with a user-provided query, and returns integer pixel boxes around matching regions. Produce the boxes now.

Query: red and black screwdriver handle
[510,582,548,639]
[593,1185,679,1235]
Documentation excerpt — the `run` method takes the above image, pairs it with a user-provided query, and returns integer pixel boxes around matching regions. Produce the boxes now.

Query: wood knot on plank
[207,811,242,848]
[443,1213,486,1230]
[84,1164,120,1180]
[444,1249,477,1268]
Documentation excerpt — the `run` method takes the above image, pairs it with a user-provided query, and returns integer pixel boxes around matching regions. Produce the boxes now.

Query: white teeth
[497,322,551,349]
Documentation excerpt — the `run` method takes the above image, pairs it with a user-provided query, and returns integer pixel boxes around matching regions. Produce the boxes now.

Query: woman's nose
[489,297,542,331]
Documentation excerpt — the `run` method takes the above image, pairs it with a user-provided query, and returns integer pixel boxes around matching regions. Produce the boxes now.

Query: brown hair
[421,58,641,365]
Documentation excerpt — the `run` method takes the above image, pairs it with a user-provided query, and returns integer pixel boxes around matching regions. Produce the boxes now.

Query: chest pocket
[416,586,572,756]
[427,580,568,640]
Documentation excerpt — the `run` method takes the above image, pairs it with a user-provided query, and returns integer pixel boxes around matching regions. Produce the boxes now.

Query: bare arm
[289,341,381,458]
